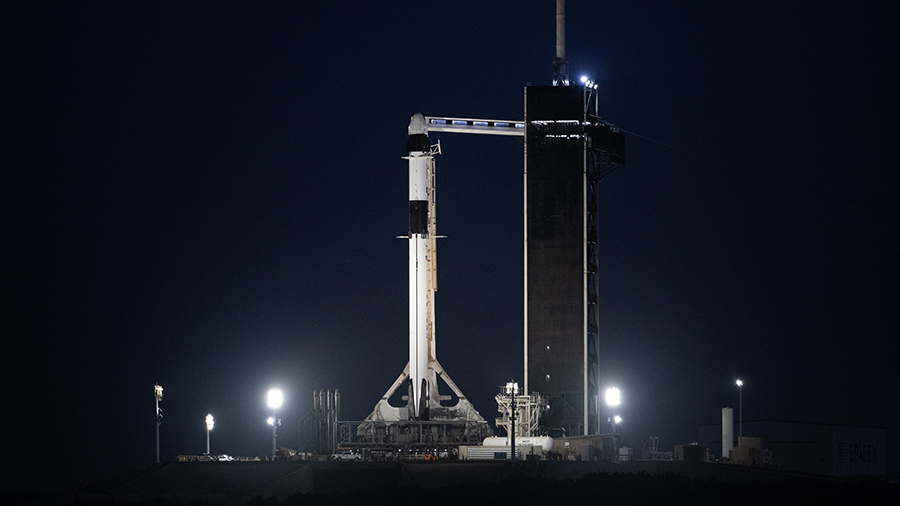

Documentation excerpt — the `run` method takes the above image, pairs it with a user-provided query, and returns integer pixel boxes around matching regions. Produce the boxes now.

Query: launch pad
[356,360,493,449]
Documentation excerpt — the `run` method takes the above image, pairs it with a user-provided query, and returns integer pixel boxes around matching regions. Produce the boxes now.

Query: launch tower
[524,0,625,437]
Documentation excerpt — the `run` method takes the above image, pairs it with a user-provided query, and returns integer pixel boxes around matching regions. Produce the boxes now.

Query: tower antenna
[553,0,569,85]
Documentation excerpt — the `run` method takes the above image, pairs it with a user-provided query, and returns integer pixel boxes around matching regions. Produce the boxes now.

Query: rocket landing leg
[362,358,485,424]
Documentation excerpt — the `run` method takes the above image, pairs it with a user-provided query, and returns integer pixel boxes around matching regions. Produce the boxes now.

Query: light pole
[605,387,621,432]
[605,387,621,463]
[505,381,518,461]
[736,380,743,440]
[154,383,163,464]
[267,389,283,460]
[205,414,214,455]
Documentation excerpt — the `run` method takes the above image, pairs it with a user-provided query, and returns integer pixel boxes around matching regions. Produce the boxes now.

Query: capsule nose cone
[408,113,427,135]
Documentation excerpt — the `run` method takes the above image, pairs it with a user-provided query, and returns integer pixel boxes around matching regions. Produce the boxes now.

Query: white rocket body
[407,113,431,419]
[359,113,491,430]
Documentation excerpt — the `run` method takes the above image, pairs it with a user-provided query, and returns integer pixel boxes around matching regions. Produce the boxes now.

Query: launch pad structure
[347,0,624,453]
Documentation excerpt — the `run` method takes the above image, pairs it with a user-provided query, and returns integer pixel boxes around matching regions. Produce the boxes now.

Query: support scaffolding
[495,390,549,438]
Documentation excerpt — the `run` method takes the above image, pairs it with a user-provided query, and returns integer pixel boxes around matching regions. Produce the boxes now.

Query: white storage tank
[482,436,555,453]
[722,407,734,459]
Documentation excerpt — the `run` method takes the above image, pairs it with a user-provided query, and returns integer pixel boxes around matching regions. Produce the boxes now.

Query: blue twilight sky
[3,0,898,492]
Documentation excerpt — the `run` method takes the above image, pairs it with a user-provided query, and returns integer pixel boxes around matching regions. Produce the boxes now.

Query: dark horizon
[3,0,898,494]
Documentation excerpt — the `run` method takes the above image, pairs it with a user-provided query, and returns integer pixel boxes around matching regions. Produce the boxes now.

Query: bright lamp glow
[605,387,621,407]
[267,416,275,425]
[267,389,283,409]
[613,415,622,424]
[580,75,588,83]
[206,414,214,431]
[736,379,743,387]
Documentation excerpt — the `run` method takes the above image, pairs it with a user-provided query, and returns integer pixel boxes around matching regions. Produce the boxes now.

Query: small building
[698,420,886,476]
[674,443,709,463]
[555,435,618,462]
[730,437,766,466]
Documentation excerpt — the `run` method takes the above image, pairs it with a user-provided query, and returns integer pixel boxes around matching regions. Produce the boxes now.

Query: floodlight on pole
[154,383,163,464]
[605,387,622,432]
[736,379,743,439]
[608,414,623,434]
[505,382,519,461]
[266,389,282,460]
[205,414,214,455]
[267,389,283,410]
[605,387,621,407]
[605,386,622,462]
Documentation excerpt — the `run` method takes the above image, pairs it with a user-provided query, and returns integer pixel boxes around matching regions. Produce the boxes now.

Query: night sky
[3,1,898,493]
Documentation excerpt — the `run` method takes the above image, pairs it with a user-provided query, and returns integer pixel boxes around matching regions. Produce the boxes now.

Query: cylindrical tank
[482,436,555,452]
[722,407,734,459]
